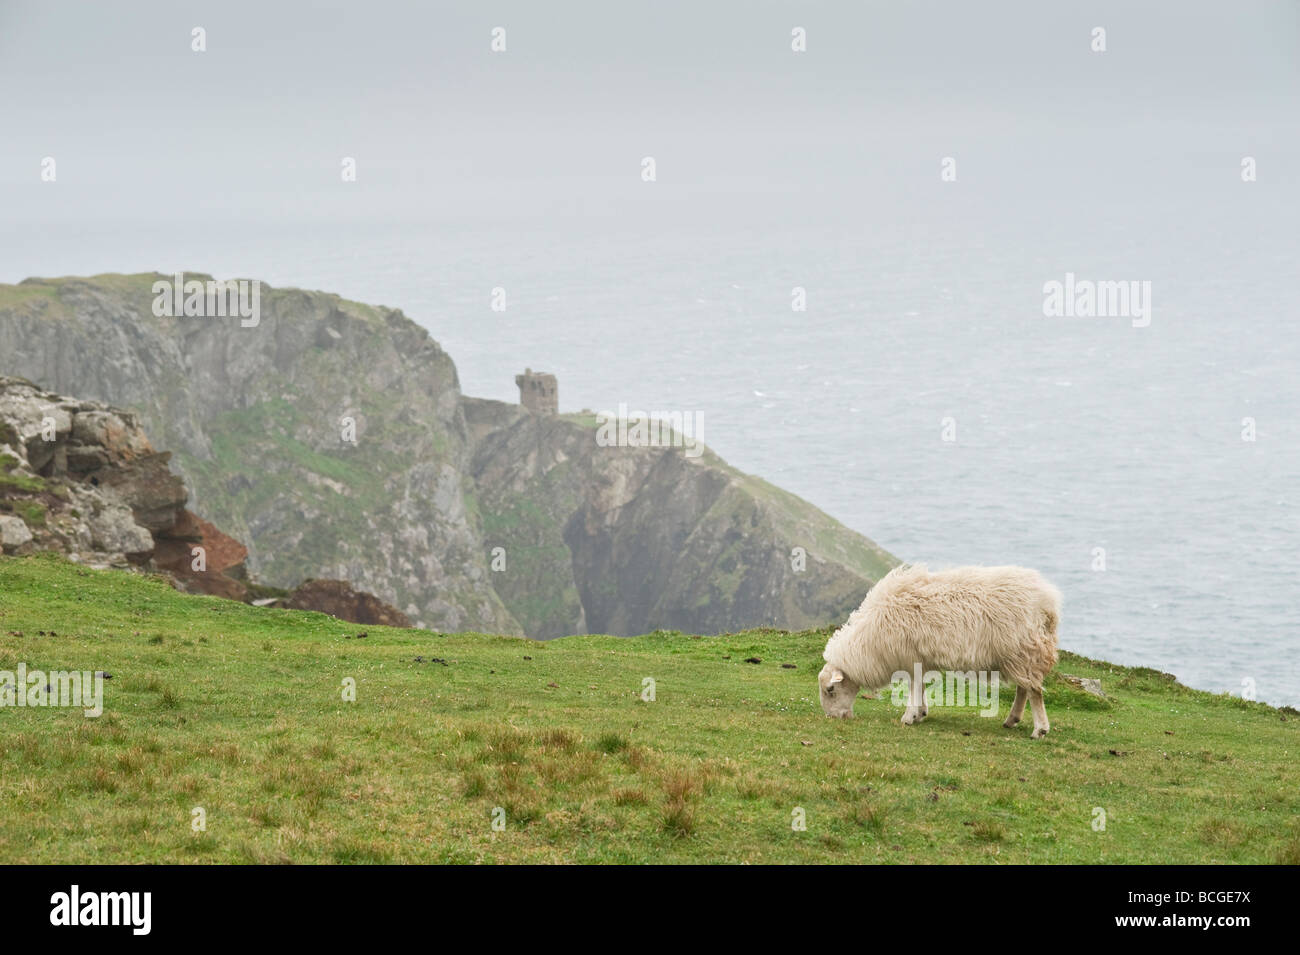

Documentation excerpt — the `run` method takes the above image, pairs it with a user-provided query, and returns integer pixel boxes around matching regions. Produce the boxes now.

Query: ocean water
[3,193,1297,707]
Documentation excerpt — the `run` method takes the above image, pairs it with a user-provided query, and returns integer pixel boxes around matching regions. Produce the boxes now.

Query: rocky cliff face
[462,398,896,637]
[0,274,515,633]
[0,273,898,635]
[0,374,248,599]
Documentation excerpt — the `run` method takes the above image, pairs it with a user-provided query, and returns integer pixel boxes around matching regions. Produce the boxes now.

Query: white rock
[0,514,34,550]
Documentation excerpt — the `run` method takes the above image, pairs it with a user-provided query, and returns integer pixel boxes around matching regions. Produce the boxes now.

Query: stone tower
[515,368,558,415]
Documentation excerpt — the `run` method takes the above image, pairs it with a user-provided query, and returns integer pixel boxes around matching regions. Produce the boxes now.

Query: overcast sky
[2,0,1296,232]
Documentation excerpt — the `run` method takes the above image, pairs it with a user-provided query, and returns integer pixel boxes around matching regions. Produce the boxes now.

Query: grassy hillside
[1,553,1296,864]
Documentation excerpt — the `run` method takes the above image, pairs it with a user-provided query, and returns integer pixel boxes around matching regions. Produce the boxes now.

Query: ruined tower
[515,368,558,415]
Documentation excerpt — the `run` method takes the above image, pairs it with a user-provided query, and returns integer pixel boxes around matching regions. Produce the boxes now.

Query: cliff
[0,273,897,635]
[462,398,896,637]
[0,374,248,599]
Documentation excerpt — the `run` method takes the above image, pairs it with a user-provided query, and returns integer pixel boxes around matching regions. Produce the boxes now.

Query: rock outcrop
[0,374,248,600]
[283,578,412,628]
[0,273,900,636]
[152,508,251,601]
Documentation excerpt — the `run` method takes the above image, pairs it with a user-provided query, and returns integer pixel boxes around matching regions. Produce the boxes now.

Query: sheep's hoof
[1031,727,1049,739]
[1003,716,1020,728]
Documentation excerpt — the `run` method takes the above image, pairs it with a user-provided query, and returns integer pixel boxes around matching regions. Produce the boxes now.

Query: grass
[0,473,46,495]
[12,500,46,528]
[0,551,1296,864]
[0,451,48,498]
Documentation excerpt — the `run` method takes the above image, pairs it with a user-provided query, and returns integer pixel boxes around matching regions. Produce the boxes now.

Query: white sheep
[818,564,1061,738]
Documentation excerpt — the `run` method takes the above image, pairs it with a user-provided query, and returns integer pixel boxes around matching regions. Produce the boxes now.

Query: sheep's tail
[1041,604,1060,669]
[1043,607,1058,635]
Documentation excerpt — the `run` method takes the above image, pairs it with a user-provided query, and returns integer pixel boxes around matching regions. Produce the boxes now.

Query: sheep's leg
[1003,686,1028,728]
[901,669,926,725]
[1029,688,1050,739]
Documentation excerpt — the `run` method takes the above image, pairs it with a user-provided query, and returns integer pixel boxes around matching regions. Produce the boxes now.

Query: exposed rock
[0,274,516,634]
[462,397,895,636]
[152,509,251,600]
[0,514,33,552]
[85,501,154,558]
[0,273,900,636]
[0,375,245,594]
[283,578,412,628]
[155,508,248,571]
[85,452,188,532]
[1,376,162,562]
[1061,674,1107,698]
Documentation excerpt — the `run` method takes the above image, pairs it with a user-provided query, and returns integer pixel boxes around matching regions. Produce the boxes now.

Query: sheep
[818,564,1061,738]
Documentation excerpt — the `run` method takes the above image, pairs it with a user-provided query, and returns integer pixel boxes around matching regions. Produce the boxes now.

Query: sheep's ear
[827,668,845,686]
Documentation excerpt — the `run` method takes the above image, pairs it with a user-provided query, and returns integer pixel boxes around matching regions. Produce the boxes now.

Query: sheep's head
[818,664,860,718]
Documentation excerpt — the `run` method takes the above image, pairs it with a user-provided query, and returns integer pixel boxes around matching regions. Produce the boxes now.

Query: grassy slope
[0,553,1296,864]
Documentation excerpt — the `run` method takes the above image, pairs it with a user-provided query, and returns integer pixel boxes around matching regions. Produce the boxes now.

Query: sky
[2,0,1297,234]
